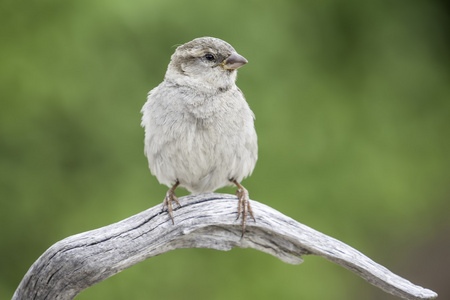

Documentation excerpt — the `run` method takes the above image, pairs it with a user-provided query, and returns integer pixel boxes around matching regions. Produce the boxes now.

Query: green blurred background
[1,0,449,299]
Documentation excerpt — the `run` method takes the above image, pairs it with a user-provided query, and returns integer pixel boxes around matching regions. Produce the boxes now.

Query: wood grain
[13,193,437,300]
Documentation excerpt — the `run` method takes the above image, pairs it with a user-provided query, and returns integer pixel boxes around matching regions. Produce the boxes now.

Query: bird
[141,37,258,235]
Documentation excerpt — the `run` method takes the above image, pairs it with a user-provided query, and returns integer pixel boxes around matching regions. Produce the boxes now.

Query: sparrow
[141,37,258,235]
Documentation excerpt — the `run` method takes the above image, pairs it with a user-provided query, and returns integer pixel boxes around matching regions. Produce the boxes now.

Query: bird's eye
[204,53,215,61]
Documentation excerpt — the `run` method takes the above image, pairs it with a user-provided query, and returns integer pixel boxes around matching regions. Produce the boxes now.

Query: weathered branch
[13,193,437,300]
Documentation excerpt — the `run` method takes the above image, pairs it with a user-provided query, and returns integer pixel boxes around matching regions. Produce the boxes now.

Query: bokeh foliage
[1,0,449,299]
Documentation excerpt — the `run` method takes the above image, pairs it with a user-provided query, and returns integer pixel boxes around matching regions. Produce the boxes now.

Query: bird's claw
[234,181,255,237]
[162,182,181,224]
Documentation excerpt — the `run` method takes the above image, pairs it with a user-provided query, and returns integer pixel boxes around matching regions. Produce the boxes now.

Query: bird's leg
[162,180,181,224]
[231,179,255,237]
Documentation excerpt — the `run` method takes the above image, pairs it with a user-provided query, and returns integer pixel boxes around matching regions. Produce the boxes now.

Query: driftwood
[13,193,437,300]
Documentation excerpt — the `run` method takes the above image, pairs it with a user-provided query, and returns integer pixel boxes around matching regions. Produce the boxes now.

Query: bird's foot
[162,181,181,224]
[232,180,255,237]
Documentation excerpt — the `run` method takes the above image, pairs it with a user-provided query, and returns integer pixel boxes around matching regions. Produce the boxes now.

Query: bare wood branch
[13,193,437,300]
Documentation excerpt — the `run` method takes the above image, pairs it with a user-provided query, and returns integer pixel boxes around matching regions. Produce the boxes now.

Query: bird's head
[166,37,247,93]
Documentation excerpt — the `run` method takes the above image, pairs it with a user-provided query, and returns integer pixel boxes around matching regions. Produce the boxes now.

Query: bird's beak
[222,52,248,70]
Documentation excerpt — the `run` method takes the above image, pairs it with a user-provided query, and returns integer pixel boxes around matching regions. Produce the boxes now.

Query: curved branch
[13,193,437,300]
